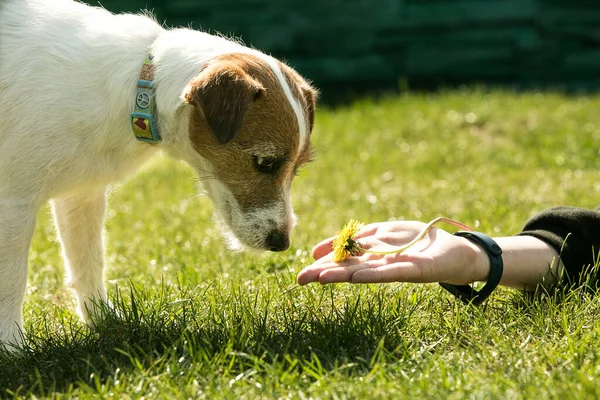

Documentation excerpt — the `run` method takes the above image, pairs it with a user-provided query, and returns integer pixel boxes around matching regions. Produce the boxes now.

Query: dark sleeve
[518,206,600,285]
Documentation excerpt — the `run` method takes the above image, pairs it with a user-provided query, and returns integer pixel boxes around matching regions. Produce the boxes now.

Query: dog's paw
[78,297,119,328]
[0,324,26,353]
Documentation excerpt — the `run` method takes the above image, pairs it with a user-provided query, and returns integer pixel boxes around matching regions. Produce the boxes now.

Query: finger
[297,260,337,285]
[317,259,388,285]
[296,264,323,285]
[297,257,359,285]
[351,262,428,284]
[311,236,336,260]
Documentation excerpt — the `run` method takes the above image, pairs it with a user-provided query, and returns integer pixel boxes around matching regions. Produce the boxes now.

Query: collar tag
[131,49,161,143]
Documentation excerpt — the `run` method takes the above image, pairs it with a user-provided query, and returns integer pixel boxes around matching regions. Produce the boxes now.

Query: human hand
[296,220,489,285]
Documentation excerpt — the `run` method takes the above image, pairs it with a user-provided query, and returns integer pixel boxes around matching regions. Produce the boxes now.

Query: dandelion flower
[332,219,364,262]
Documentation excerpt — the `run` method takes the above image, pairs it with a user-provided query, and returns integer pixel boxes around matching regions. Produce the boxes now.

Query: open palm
[297,221,481,286]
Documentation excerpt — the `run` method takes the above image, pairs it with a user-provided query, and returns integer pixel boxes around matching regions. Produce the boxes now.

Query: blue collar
[131,48,161,143]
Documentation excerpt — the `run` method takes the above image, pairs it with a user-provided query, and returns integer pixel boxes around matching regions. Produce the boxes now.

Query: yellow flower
[332,219,364,262]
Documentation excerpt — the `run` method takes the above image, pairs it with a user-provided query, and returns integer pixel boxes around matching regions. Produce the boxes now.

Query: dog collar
[131,47,161,143]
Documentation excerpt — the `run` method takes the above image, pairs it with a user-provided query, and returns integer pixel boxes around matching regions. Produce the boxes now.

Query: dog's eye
[254,156,282,174]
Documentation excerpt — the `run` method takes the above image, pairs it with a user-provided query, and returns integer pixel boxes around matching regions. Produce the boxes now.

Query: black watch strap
[439,231,504,305]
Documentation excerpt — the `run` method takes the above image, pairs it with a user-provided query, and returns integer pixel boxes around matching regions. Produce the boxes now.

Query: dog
[0,0,317,347]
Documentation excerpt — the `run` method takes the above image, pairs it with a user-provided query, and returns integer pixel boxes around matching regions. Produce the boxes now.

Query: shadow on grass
[5,273,595,396]
[0,282,426,397]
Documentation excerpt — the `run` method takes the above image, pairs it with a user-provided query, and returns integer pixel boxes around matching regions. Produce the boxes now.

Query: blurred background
[86,0,600,102]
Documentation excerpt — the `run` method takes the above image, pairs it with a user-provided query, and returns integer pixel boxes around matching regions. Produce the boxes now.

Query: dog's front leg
[0,197,37,348]
[52,191,108,326]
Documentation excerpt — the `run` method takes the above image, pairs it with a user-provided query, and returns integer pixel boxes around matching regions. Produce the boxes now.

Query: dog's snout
[266,230,289,252]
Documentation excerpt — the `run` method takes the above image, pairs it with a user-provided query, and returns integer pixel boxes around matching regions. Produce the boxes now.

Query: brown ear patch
[184,61,265,144]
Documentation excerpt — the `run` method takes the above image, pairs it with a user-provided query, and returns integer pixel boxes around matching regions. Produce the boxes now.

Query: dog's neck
[128,32,245,146]
[130,46,161,143]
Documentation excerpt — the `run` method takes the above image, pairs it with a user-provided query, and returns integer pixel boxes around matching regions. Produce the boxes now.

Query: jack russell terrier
[0,0,317,347]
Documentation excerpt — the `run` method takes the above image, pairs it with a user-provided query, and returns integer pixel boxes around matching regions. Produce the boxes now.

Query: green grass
[4,88,600,398]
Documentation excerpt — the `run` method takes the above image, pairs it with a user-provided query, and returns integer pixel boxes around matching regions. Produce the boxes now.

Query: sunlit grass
[3,88,600,398]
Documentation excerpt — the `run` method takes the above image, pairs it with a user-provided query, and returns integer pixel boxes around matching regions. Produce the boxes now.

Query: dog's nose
[266,230,290,252]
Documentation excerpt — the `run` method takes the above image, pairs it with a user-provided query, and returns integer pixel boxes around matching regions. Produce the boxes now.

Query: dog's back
[0,0,164,197]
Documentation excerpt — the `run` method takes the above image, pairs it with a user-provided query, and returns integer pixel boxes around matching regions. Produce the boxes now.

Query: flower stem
[357,216,472,255]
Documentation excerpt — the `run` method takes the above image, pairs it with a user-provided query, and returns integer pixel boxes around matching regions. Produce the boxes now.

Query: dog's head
[180,53,317,252]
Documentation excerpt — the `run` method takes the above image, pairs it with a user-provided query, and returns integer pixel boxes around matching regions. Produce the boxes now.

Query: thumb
[312,237,335,260]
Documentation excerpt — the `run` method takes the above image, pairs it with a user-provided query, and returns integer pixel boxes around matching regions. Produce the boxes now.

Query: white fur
[211,180,297,251]
[0,0,305,348]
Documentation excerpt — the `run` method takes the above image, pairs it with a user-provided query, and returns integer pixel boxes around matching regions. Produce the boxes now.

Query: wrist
[458,237,492,284]
[441,231,504,305]
[470,240,492,282]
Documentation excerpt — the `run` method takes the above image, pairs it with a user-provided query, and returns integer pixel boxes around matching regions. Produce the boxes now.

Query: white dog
[0,0,316,347]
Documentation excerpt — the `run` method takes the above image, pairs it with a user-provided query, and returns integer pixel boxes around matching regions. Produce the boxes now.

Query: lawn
[3,88,600,399]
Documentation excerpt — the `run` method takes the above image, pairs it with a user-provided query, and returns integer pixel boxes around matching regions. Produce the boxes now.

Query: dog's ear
[300,84,318,133]
[184,61,264,144]
[279,62,318,134]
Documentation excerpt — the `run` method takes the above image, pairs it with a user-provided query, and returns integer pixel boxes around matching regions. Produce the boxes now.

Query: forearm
[470,236,562,291]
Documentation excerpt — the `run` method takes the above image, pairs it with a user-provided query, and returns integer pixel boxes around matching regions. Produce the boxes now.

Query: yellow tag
[132,117,153,140]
